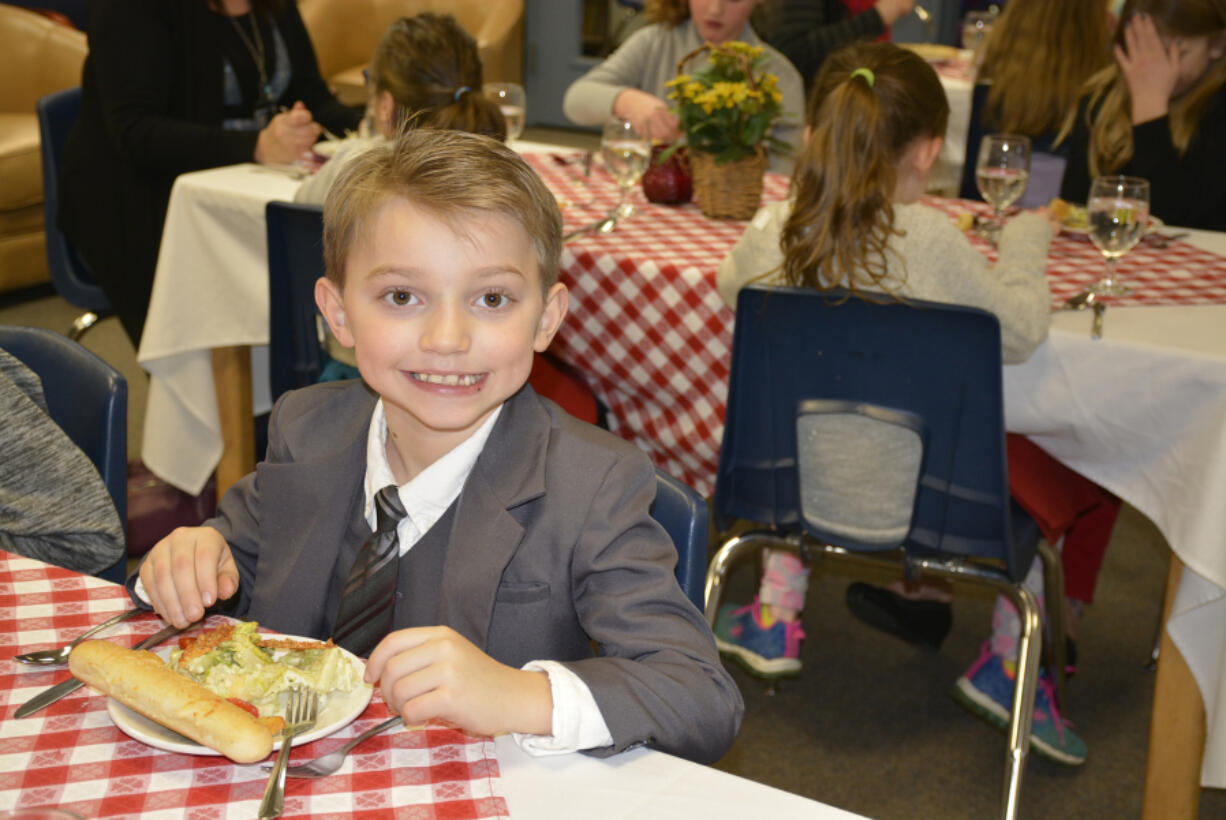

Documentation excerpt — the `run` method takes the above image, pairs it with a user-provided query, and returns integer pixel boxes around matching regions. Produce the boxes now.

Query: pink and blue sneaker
[713,597,804,678]
[952,641,1088,766]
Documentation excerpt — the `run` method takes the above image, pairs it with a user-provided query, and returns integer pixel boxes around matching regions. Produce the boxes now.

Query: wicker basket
[690,149,768,220]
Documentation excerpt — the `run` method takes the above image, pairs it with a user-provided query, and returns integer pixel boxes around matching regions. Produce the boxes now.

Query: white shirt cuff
[132,576,151,605]
[511,660,614,755]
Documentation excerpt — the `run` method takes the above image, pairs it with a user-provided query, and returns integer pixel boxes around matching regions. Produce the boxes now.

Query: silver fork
[277,716,403,778]
[258,687,319,819]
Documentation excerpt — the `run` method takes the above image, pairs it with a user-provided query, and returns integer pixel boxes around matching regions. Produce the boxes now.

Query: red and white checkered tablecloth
[923,197,1226,309]
[526,153,1226,496]
[0,552,508,819]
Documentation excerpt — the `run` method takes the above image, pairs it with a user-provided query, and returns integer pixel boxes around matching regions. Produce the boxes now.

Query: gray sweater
[716,200,1054,363]
[0,349,125,574]
[562,20,805,175]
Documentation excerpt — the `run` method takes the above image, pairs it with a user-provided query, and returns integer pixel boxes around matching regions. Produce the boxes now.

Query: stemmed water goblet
[601,117,650,219]
[975,133,1030,243]
[1086,175,1150,296]
[483,82,526,141]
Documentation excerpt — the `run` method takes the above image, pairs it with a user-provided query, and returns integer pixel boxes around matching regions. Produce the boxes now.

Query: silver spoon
[14,607,143,665]
[1063,290,1098,311]
[563,213,618,243]
[262,716,404,779]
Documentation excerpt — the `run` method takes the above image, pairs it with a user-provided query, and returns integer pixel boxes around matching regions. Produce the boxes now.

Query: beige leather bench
[299,0,523,108]
[0,4,86,294]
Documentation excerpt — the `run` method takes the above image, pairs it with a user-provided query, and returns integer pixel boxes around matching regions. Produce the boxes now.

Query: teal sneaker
[713,597,804,679]
[952,642,1088,766]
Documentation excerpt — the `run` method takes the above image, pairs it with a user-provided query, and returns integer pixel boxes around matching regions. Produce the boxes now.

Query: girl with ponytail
[296,12,506,204]
[719,41,1056,357]
[1059,0,1226,230]
[714,42,1088,766]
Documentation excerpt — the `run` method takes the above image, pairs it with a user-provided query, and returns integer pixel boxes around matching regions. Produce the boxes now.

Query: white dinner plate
[311,139,346,159]
[1061,214,1164,237]
[107,634,373,756]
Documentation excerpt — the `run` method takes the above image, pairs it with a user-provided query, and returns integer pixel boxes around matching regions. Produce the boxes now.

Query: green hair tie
[850,67,875,88]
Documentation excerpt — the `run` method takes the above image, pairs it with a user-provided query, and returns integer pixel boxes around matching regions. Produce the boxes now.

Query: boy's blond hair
[323,129,562,291]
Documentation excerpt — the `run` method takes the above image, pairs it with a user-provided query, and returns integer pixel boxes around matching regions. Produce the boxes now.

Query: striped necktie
[331,485,406,656]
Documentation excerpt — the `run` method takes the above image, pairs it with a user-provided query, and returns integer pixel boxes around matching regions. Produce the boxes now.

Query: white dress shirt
[363,399,614,755]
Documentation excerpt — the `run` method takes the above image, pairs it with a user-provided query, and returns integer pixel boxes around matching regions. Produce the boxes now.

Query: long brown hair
[370,13,506,140]
[780,43,948,298]
[977,0,1113,136]
[1069,0,1226,176]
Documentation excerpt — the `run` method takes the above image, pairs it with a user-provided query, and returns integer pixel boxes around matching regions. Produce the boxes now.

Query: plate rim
[106,632,373,757]
[1061,214,1164,236]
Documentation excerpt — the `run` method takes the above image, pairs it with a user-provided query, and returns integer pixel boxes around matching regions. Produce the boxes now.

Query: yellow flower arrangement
[665,41,787,165]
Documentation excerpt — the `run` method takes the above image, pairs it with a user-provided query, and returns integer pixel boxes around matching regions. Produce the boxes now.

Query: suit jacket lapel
[254,389,373,636]
[438,387,549,648]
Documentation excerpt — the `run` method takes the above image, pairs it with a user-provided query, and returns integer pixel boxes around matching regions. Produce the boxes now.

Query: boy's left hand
[364,626,553,738]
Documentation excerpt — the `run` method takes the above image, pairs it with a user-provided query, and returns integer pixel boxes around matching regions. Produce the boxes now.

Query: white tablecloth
[138,164,295,496]
[494,736,865,819]
[930,54,974,196]
[1003,227,1226,788]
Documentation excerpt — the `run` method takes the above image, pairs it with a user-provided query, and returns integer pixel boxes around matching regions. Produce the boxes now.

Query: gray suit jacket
[209,381,743,763]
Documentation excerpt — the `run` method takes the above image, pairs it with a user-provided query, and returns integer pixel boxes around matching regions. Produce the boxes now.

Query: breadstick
[69,639,273,763]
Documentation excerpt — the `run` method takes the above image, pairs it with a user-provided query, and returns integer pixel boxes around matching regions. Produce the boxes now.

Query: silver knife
[15,622,189,718]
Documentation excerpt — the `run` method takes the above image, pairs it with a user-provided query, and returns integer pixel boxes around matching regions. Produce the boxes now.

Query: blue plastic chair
[266,200,328,400]
[651,469,708,611]
[0,325,127,584]
[704,286,1058,820]
[37,87,112,341]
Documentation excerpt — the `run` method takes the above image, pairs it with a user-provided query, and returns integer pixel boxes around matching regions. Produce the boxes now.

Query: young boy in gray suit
[137,129,742,763]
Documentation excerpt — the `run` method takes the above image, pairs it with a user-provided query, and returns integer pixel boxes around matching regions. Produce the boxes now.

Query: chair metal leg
[67,311,100,342]
[703,529,800,627]
[1037,539,1067,708]
[999,584,1042,820]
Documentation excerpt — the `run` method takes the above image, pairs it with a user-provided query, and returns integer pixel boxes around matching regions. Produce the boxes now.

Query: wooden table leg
[1142,553,1205,819]
[211,345,255,500]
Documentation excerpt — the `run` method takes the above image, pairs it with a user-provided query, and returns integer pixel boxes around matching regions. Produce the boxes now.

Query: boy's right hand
[139,527,239,628]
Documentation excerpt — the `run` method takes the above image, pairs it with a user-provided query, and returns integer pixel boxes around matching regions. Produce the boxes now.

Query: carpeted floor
[709,506,1226,819]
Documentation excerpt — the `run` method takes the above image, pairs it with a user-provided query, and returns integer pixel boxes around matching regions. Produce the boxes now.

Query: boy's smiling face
[317,196,567,474]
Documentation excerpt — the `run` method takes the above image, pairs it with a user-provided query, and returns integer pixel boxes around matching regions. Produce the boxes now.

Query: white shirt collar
[363,399,502,552]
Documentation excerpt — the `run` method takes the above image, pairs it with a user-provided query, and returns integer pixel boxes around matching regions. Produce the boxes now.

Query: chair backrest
[37,86,110,311]
[715,286,1032,581]
[266,200,328,400]
[0,325,127,583]
[651,468,708,610]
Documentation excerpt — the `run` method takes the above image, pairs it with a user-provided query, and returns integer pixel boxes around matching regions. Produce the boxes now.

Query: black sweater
[1059,84,1226,231]
[59,0,361,345]
[752,0,885,91]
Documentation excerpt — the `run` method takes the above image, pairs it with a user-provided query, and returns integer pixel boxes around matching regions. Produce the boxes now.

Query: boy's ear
[533,282,569,352]
[315,276,355,348]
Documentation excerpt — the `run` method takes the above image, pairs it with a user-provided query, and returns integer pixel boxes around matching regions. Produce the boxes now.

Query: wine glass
[601,117,650,219]
[975,133,1030,242]
[483,82,526,142]
[961,10,996,56]
[1086,176,1150,296]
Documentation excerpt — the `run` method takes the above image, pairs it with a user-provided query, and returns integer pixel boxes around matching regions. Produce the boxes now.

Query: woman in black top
[751,0,915,91]
[1059,0,1226,231]
[59,0,361,345]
